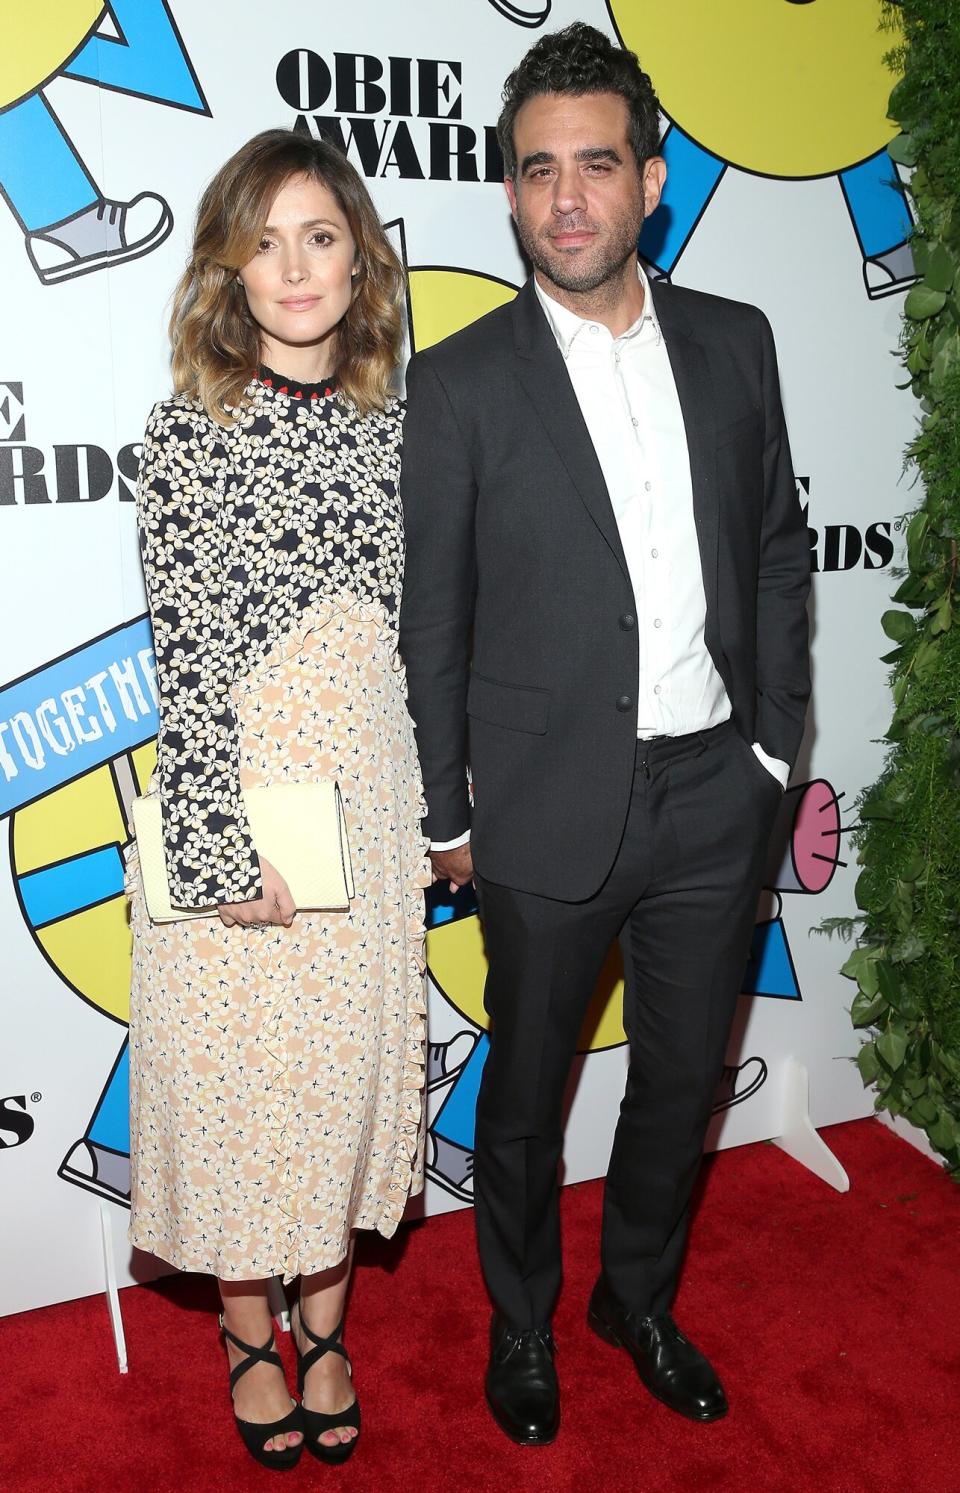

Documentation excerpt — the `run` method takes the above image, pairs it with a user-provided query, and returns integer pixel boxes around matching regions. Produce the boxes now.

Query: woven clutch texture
[131,782,355,923]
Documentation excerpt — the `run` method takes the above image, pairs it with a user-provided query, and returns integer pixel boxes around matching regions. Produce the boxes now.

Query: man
[399,22,809,1444]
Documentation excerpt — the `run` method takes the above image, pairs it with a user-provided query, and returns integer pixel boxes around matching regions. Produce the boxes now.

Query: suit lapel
[650,283,720,628]
[511,281,629,580]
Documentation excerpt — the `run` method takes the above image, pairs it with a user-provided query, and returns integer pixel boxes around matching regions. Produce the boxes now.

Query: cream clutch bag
[131,782,355,923]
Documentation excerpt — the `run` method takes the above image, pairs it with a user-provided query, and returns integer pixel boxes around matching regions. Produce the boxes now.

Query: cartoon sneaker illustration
[59,1138,131,1206]
[863,241,920,299]
[25,192,173,285]
[712,1057,768,1114]
[427,1029,477,1092]
[486,0,552,25]
[427,1132,475,1202]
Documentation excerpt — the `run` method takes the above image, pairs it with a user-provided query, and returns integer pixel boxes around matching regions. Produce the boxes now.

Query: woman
[127,128,429,1469]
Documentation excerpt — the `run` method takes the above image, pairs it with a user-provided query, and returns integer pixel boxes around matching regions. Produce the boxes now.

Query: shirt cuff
[430,830,471,852]
[751,742,789,788]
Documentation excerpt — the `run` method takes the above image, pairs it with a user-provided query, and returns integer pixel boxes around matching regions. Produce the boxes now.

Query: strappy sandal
[293,1304,362,1464]
[219,1313,304,1470]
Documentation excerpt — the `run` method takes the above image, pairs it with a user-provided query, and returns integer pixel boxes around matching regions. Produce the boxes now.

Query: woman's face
[238,172,357,372]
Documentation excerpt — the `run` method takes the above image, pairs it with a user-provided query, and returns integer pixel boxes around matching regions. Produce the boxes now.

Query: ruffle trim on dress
[232,590,431,1265]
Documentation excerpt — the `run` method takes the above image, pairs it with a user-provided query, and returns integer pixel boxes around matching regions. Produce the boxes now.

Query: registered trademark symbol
[30,1092,41,1104]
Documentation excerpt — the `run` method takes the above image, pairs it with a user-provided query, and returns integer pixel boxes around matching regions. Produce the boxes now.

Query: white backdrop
[1,1,915,1318]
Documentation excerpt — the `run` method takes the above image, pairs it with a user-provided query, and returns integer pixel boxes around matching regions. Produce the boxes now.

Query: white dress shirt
[431,267,786,852]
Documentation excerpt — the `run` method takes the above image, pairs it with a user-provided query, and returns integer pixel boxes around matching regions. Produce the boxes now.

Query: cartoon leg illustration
[839,149,917,300]
[429,1035,488,1201]
[0,93,172,285]
[744,778,845,1000]
[1,0,207,284]
[59,1039,131,1205]
[4,617,160,1210]
[610,0,913,297]
[639,124,726,281]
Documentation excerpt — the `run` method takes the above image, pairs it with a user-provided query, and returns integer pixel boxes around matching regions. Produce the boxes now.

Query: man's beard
[515,204,645,296]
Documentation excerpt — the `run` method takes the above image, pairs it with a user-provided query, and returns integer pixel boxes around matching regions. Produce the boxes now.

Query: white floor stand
[772,1056,849,1192]
[268,1276,290,1333]
[100,1204,129,1373]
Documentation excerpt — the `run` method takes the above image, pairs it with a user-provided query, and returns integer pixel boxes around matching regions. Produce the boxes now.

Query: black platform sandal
[293,1305,362,1464]
[219,1314,304,1470]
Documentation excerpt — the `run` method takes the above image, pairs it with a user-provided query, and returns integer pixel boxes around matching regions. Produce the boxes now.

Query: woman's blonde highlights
[170,129,404,422]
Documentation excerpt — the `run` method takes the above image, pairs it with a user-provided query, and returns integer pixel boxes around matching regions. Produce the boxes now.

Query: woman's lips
[279,296,320,310]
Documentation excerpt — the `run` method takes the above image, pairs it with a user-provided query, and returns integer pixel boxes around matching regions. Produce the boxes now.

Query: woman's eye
[310,232,333,247]
[257,238,272,253]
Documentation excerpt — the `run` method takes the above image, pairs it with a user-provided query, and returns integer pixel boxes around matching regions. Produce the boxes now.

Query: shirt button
[616,694,633,713]
[653,618,662,629]
[644,480,652,492]
[651,548,659,559]
[589,325,599,334]
[654,685,662,696]
[631,417,638,427]
[619,613,635,631]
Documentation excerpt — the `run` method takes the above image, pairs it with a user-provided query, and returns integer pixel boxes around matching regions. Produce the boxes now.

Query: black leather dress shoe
[485,1313,560,1445]
[587,1277,728,1423]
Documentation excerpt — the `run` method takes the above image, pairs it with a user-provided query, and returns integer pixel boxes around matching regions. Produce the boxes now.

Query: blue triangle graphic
[742,918,801,1001]
[63,0,207,114]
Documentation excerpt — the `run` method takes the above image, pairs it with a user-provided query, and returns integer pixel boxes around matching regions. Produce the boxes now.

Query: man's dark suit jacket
[398,273,811,903]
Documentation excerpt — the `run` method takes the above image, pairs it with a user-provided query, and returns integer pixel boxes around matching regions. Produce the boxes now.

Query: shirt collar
[534,260,659,359]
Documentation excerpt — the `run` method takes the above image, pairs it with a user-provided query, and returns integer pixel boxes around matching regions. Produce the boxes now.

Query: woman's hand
[218,856,295,929]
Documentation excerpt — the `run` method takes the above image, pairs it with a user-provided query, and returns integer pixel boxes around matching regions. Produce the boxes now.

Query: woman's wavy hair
[170,129,404,422]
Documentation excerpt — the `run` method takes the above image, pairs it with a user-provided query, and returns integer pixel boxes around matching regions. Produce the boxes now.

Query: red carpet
[2,1119,957,1493]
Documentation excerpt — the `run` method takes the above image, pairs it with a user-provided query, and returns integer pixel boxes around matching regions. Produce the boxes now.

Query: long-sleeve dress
[126,371,430,1282]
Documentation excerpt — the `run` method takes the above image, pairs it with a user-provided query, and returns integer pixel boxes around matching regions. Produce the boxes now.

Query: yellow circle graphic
[2,2,103,112]
[609,0,902,178]
[408,267,517,352]
[427,914,627,1053]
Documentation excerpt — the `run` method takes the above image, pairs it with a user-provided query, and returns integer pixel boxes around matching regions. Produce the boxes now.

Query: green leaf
[877,1027,908,1072]
[857,1044,881,1085]
[912,637,939,680]
[881,608,916,642]
[912,1095,939,1125]
[876,962,903,1009]
[924,243,956,292]
[904,284,947,319]
[930,594,953,635]
[927,1112,959,1154]
[906,511,931,572]
[860,798,900,821]
[887,133,918,166]
[889,932,926,964]
[851,990,887,1028]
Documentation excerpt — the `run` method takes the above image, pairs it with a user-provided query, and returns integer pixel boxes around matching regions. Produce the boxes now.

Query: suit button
[619,613,635,631]
[616,694,632,712]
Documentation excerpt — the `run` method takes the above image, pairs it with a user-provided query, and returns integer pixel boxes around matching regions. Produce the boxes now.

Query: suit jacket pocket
[467,672,550,735]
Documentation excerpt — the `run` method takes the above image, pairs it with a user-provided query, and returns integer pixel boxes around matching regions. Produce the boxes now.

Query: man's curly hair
[497,22,661,181]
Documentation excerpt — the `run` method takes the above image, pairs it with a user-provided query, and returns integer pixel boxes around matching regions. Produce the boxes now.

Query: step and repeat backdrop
[2,1,916,1316]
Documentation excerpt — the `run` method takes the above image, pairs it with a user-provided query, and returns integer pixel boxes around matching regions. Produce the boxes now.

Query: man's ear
[504,176,519,220]
[642,156,667,218]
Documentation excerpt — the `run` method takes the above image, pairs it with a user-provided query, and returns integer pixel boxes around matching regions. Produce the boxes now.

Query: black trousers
[472,720,783,1327]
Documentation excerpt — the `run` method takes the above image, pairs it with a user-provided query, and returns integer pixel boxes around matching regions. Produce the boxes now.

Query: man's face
[504,91,665,296]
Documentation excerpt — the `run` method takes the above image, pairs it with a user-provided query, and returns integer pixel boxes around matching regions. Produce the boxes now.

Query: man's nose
[552,164,587,216]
